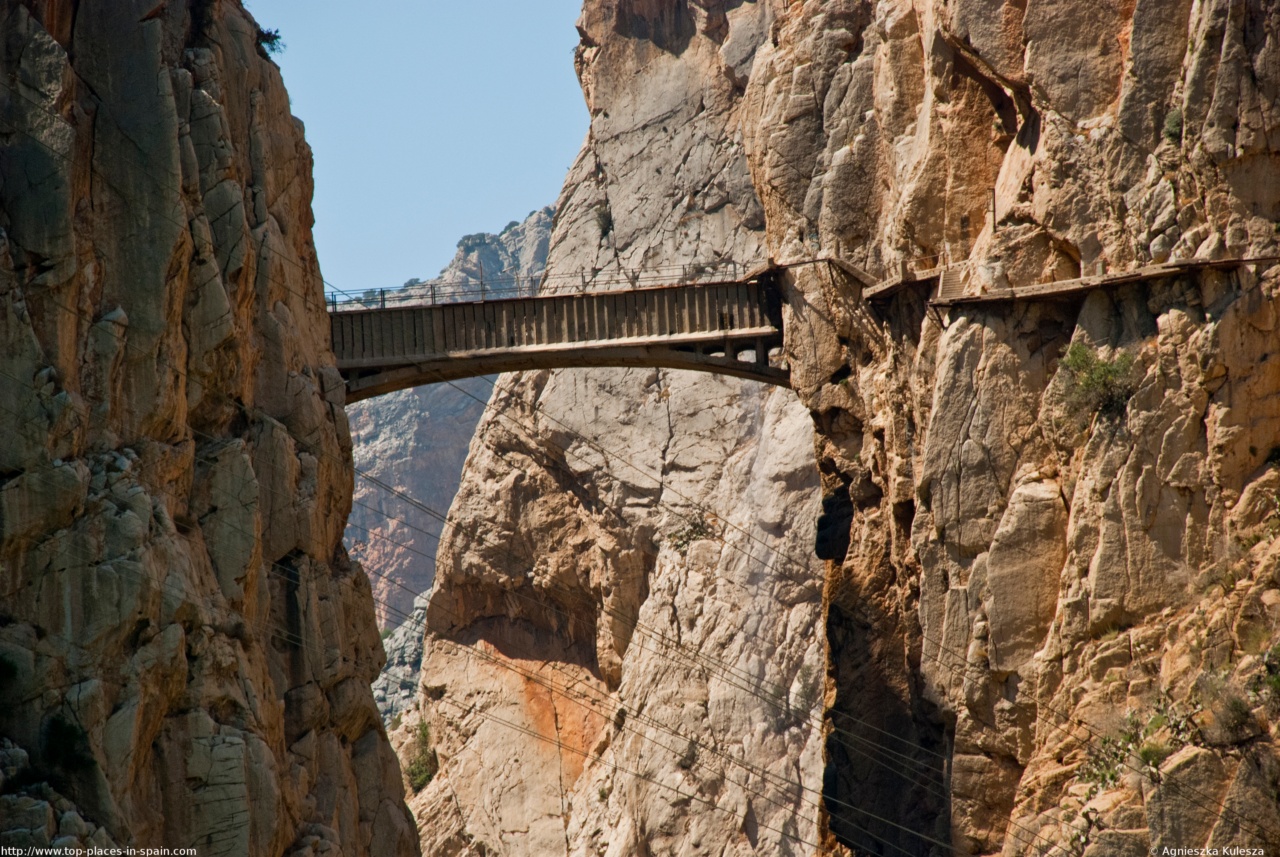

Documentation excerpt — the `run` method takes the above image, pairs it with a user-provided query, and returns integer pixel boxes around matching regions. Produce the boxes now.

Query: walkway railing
[327,261,752,313]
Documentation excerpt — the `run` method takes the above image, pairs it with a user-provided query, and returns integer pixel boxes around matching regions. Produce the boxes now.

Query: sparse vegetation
[1079,732,1126,797]
[792,663,821,713]
[665,512,714,556]
[256,27,284,55]
[1196,672,1259,742]
[1162,106,1183,144]
[595,204,613,237]
[404,721,437,793]
[1220,694,1255,733]
[457,233,491,252]
[1258,645,1280,702]
[1137,739,1172,769]
[1078,699,1201,797]
[677,740,697,770]
[1059,343,1136,418]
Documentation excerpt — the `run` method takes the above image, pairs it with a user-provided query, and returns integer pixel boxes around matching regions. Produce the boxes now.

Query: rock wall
[402,2,829,854]
[0,2,415,855]
[740,0,1280,854]
[348,207,553,634]
[407,1,1280,856]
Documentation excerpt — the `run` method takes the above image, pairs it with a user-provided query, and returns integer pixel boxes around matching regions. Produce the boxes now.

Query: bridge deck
[331,279,787,402]
[930,256,1280,307]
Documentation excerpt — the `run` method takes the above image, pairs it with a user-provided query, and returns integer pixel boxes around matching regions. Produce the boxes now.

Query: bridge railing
[326,261,753,313]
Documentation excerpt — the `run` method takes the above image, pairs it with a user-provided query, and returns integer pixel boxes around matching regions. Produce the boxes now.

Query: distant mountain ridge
[348,205,554,648]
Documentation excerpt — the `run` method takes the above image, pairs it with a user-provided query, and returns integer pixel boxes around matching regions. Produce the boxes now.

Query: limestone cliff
[403,3,828,854]
[407,1,1280,856]
[0,2,415,855]
[743,1,1280,853]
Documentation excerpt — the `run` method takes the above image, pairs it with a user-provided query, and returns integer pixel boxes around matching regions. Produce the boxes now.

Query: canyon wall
[405,1,1280,856]
[0,2,415,855]
[348,207,552,635]
[741,1,1280,853]
[399,2,830,854]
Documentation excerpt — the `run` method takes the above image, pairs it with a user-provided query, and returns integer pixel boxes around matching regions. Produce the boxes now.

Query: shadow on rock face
[815,484,854,561]
[613,0,696,55]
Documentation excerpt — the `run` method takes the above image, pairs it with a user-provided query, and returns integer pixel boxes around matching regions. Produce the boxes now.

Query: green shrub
[1220,694,1255,733]
[404,721,437,793]
[256,27,284,55]
[1080,734,1126,797]
[1060,343,1136,418]
[1077,701,1199,796]
[1137,739,1172,769]
[665,513,713,556]
[1163,107,1183,144]
[595,205,613,237]
[792,663,821,712]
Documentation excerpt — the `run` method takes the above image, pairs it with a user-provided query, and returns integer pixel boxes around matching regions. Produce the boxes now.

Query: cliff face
[402,3,829,854]
[0,2,415,855]
[743,1,1280,853]
[409,1,1280,856]
[347,207,553,635]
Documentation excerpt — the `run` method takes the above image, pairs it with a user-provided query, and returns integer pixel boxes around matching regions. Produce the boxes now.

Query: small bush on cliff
[1078,699,1199,796]
[665,512,714,556]
[1258,645,1280,703]
[1060,343,1136,418]
[405,721,437,793]
[256,27,285,56]
[1080,732,1127,797]
[1163,107,1183,144]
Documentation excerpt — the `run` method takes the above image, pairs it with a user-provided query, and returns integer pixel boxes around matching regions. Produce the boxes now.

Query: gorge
[3,1,1280,857]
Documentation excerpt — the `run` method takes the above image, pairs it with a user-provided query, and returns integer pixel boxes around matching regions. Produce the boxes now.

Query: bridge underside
[340,332,788,403]
[331,278,790,403]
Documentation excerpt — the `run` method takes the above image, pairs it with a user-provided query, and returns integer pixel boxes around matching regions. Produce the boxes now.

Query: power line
[386,379,1280,844]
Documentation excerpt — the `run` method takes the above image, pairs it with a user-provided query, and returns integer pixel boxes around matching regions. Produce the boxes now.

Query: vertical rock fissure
[549,690,573,855]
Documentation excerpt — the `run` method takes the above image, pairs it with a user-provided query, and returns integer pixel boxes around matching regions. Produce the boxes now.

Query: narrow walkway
[330,254,1279,403]
[862,255,1279,307]
[331,277,787,403]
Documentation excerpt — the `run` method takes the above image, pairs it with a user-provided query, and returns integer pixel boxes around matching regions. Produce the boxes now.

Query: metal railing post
[380,289,385,309]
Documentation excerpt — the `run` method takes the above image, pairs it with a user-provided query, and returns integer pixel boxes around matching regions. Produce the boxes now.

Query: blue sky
[253,1,589,295]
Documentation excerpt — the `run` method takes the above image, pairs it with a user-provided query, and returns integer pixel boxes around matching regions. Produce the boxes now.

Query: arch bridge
[329,272,789,403]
